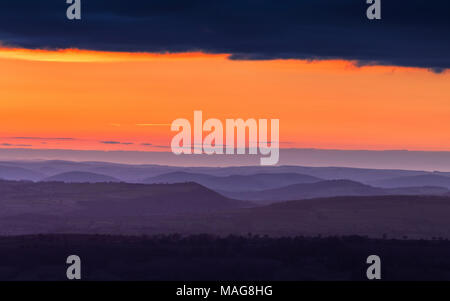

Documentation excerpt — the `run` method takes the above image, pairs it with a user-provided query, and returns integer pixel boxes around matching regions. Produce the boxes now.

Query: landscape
[1,0,449,283]
[2,160,450,237]
[1,160,450,280]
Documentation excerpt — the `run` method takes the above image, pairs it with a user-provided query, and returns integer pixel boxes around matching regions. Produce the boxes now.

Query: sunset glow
[1,47,449,152]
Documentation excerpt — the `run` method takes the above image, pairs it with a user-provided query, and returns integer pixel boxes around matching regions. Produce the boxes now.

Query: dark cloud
[0,0,448,71]
[141,143,153,146]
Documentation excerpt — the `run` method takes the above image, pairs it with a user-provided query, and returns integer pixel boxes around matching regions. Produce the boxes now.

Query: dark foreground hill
[153,195,450,239]
[144,171,322,192]
[43,171,120,183]
[0,180,250,222]
[1,234,450,281]
[222,180,449,202]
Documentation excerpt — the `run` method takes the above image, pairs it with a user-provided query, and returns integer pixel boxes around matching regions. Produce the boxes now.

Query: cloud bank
[0,0,448,71]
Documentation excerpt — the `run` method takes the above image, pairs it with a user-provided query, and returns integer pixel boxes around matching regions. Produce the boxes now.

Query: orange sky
[0,47,449,152]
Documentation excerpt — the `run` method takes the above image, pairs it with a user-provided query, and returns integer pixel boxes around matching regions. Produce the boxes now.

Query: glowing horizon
[1,47,449,153]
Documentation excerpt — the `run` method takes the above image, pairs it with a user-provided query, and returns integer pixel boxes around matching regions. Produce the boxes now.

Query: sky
[1,48,449,152]
[0,0,449,161]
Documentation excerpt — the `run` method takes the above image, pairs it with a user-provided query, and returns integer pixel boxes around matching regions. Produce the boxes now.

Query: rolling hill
[369,174,450,189]
[43,171,120,183]
[221,180,449,202]
[0,165,45,181]
[182,165,429,182]
[2,189,450,239]
[144,171,323,192]
[0,180,251,222]
[203,195,450,239]
[0,160,436,184]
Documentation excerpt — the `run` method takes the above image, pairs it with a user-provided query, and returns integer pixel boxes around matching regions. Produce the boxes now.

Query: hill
[43,171,120,183]
[1,180,450,239]
[165,195,450,239]
[0,180,250,223]
[370,174,450,189]
[221,180,449,202]
[144,172,322,192]
[0,165,44,181]
[222,195,450,238]
[182,165,429,182]
[0,160,436,184]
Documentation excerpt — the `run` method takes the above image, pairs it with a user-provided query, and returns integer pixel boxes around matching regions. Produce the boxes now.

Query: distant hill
[43,171,120,183]
[0,160,435,184]
[144,172,323,192]
[385,186,449,195]
[281,166,429,183]
[0,165,44,181]
[221,180,449,202]
[0,160,180,183]
[144,172,216,185]
[1,160,450,194]
[182,165,429,182]
[370,174,450,189]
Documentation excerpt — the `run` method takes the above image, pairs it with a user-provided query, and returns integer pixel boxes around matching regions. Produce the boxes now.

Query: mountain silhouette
[221,180,449,202]
[144,172,322,192]
[213,195,450,238]
[369,174,450,189]
[0,160,435,184]
[0,180,250,221]
[0,165,44,181]
[43,171,120,183]
[2,188,450,239]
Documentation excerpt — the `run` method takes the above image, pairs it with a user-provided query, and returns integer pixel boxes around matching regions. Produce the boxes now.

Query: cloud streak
[7,137,75,140]
[1,143,32,147]
[136,124,172,127]
[100,141,134,145]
